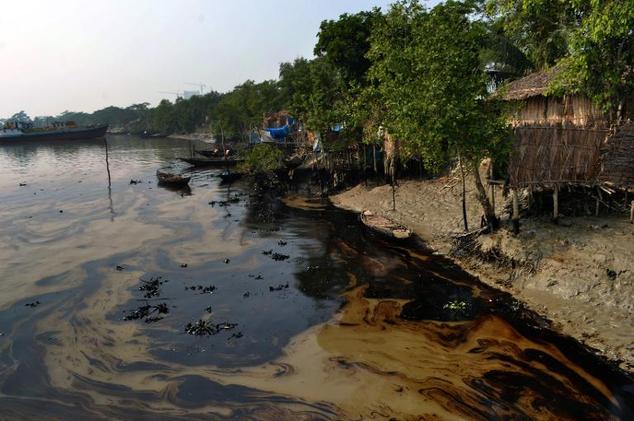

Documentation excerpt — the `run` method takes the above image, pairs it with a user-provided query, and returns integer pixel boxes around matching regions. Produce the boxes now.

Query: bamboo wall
[509,126,610,188]
[510,95,606,128]
[599,122,634,188]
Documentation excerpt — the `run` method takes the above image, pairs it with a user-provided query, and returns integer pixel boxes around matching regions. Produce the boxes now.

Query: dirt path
[331,178,634,372]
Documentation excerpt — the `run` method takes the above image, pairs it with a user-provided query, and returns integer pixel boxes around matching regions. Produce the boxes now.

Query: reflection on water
[0,135,632,420]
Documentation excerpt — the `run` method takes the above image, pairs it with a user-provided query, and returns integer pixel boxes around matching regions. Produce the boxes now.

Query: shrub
[239,144,284,174]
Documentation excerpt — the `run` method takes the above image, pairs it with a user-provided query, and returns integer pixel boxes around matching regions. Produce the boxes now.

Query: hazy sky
[0,0,438,117]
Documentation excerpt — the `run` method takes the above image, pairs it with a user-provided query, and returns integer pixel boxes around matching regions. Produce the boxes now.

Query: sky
[0,0,438,118]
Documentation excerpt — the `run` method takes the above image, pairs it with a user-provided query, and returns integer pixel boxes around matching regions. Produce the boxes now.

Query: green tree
[278,57,345,136]
[485,0,578,69]
[550,1,634,119]
[239,144,284,173]
[369,0,509,226]
[314,9,384,86]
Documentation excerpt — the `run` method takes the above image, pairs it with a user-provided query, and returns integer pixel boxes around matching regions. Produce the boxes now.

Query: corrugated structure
[500,69,633,191]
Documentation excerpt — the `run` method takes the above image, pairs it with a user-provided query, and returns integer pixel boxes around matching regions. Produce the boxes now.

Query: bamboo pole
[372,144,377,174]
[630,200,633,224]
[553,185,559,223]
[512,188,520,234]
[595,187,602,217]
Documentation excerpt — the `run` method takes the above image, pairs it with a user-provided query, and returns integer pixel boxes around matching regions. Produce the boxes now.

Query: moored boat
[0,123,108,142]
[360,210,412,240]
[179,157,244,167]
[156,171,191,187]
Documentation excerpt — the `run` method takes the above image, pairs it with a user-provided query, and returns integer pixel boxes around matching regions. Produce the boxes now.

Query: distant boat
[156,170,191,187]
[179,157,244,167]
[0,124,108,142]
[195,149,222,158]
[360,210,412,240]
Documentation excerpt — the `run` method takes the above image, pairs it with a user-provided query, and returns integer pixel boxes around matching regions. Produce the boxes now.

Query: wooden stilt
[512,188,520,234]
[488,161,494,210]
[372,144,377,174]
[595,187,602,217]
[553,185,559,223]
[630,200,634,223]
[528,186,534,209]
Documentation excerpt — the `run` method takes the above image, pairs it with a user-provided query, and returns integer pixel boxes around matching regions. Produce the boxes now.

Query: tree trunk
[391,166,396,211]
[459,155,468,232]
[372,144,377,174]
[471,160,498,230]
[512,189,520,234]
[552,185,559,223]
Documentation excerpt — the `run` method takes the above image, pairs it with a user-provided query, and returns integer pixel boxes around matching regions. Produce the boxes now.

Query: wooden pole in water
[595,187,601,217]
[104,137,114,219]
[512,188,520,234]
[553,185,559,223]
[104,138,111,186]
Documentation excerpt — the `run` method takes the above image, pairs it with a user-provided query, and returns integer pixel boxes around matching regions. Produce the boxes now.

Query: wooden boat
[0,125,108,142]
[359,210,412,240]
[156,170,191,187]
[218,170,242,184]
[179,157,244,167]
[195,149,222,158]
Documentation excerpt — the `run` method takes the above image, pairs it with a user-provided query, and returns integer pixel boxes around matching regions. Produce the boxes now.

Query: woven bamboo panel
[599,122,634,188]
[509,125,610,188]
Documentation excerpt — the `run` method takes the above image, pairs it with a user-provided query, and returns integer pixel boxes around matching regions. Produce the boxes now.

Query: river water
[0,135,631,420]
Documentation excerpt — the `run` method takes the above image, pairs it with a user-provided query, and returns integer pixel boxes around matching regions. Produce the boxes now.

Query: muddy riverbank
[331,177,634,373]
[0,136,632,419]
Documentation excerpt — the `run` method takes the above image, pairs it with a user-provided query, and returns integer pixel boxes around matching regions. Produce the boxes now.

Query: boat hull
[0,126,108,143]
[359,211,412,241]
[180,157,243,167]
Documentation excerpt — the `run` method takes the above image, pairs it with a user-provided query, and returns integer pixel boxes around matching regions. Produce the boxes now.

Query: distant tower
[183,90,199,100]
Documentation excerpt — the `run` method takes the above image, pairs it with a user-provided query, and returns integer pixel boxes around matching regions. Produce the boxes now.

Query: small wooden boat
[195,149,222,158]
[156,170,191,187]
[179,157,244,167]
[218,170,242,184]
[360,210,412,240]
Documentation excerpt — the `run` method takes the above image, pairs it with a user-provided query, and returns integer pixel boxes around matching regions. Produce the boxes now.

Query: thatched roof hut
[499,70,633,191]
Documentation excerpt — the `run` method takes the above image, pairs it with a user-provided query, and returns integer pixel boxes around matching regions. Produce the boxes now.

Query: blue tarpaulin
[265,124,290,140]
[331,123,343,133]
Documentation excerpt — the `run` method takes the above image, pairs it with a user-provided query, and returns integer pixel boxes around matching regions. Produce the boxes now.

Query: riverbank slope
[331,178,634,372]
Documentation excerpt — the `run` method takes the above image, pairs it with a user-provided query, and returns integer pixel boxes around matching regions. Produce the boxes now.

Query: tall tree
[314,9,384,86]
[369,0,509,227]
[278,57,345,134]
[485,0,578,69]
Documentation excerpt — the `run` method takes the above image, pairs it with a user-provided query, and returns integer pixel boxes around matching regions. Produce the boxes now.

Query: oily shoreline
[329,178,634,374]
